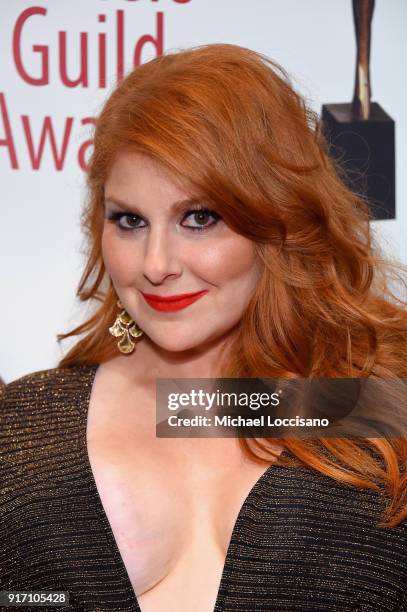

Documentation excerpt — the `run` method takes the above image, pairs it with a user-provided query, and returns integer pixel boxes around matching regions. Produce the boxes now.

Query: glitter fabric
[1,365,407,611]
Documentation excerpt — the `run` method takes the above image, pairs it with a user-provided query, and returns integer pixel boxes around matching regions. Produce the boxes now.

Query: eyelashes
[106,206,222,233]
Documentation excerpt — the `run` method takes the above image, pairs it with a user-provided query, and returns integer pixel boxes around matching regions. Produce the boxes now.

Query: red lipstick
[141,290,208,312]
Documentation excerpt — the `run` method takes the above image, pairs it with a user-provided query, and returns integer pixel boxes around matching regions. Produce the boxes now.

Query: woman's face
[102,151,262,353]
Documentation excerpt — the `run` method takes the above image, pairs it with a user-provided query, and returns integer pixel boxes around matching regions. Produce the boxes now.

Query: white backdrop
[1,0,406,383]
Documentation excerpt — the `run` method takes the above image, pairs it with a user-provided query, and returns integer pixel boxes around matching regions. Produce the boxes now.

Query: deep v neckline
[78,363,290,611]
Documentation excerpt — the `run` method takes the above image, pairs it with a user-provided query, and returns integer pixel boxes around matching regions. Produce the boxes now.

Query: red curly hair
[57,43,407,527]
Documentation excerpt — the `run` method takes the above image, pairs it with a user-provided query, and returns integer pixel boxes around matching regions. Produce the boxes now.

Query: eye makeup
[106,205,222,233]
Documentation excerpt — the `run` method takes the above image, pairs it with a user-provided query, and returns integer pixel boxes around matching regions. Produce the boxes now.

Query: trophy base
[321,102,395,220]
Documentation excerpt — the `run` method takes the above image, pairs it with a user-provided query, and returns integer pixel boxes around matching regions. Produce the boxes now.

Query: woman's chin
[143,330,220,355]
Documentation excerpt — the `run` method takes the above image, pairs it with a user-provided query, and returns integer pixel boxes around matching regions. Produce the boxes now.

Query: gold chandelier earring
[109,300,144,354]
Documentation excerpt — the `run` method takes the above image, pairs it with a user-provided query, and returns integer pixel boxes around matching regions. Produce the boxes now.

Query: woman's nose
[142,227,182,285]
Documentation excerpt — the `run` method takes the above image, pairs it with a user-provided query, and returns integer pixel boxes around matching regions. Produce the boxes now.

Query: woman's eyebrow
[103,196,200,215]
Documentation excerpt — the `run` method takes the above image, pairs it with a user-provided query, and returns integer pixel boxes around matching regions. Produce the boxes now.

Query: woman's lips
[141,290,208,312]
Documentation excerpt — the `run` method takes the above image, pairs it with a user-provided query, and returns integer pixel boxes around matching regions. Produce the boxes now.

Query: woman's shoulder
[1,363,98,417]
[1,364,98,464]
[4,362,97,387]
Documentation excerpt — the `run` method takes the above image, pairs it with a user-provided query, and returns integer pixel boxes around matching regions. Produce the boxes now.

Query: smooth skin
[102,151,263,381]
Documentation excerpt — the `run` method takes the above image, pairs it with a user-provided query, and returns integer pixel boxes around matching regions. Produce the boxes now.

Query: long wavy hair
[58,43,407,527]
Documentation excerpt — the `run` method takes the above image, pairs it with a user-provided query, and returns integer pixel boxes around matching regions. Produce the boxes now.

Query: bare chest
[87,420,274,611]
[85,366,281,611]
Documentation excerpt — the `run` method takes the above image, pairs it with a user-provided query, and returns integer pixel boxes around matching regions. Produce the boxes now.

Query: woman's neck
[114,326,239,383]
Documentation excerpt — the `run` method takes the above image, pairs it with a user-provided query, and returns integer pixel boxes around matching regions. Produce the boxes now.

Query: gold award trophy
[322,0,395,220]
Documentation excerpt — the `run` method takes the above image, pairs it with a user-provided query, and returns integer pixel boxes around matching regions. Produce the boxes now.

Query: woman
[1,43,407,611]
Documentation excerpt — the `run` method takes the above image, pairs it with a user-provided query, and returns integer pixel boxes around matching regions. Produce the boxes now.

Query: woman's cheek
[101,230,118,278]
[102,230,138,284]
[202,238,258,281]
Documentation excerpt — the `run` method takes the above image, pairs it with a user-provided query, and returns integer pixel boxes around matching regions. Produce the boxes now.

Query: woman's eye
[120,214,145,229]
[108,212,145,230]
[107,207,220,232]
[182,208,220,231]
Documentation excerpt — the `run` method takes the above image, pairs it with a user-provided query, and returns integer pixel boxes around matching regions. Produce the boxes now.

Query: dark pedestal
[321,102,395,220]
